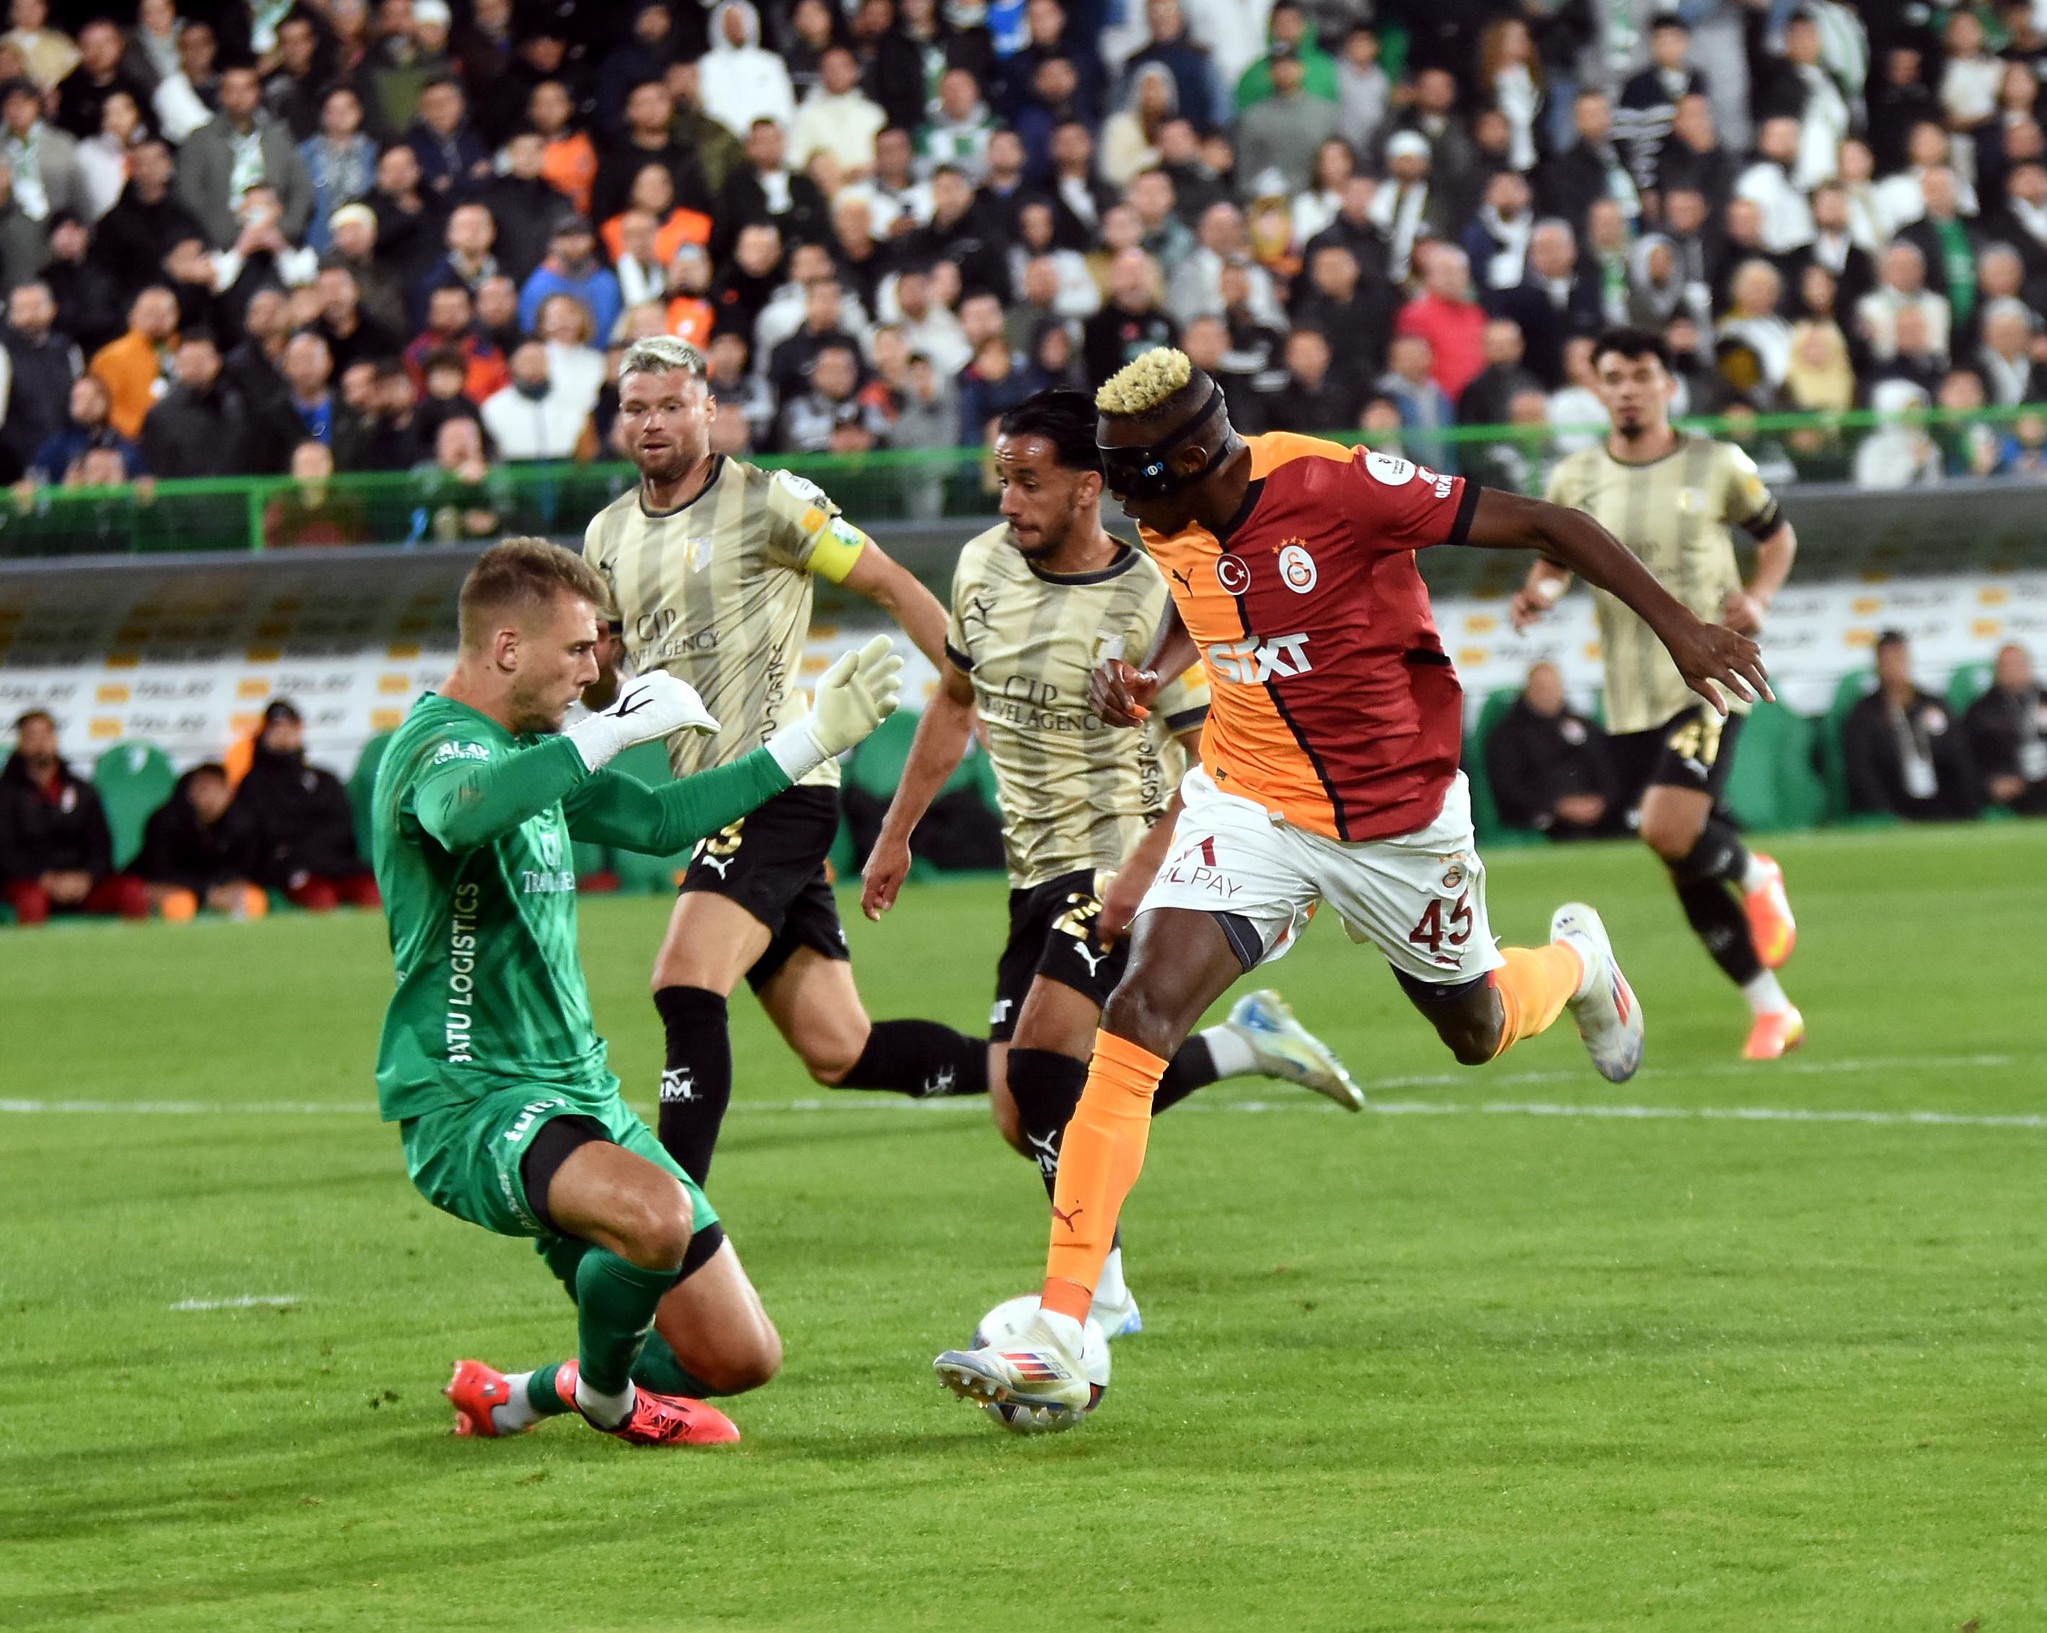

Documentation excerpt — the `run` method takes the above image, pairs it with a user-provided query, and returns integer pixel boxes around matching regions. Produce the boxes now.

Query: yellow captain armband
[807,514,870,583]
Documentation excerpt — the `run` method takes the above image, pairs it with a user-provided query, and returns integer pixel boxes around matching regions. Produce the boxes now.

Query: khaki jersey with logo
[583,458,868,785]
[946,523,1209,889]
[1544,436,1781,735]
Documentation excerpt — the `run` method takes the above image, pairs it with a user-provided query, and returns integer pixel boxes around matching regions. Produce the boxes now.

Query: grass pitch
[3,823,2045,1631]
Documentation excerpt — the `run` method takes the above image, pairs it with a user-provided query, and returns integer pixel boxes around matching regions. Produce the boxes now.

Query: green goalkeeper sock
[575,1248,676,1400]
[632,1332,721,1399]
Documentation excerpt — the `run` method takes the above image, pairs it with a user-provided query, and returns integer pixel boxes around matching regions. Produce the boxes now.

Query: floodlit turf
[3,823,2045,1631]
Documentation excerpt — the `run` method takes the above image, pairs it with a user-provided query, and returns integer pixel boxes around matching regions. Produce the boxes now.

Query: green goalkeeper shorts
[400,1078,716,1242]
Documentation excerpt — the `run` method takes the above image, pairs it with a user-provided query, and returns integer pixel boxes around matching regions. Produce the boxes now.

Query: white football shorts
[1137,769,1507,986]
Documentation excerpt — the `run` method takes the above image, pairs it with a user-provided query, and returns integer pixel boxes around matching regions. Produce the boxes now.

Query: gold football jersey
[1544,436,1780,735]
[583,458,867,784]
[946,522,1208,889]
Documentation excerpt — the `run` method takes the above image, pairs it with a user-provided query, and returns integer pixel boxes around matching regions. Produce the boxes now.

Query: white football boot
[1223,989,1365,1110]
[935,1311,1097,1431]
[1549,903,1644,1084]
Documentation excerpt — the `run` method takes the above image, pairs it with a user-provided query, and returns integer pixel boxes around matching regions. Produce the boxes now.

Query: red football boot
[556,1361,741,1446]
[445,1359,524,1438]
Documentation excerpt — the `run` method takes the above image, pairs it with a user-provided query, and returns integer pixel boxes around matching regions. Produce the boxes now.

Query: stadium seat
[1724,702,1826,833]
[1945,661,1993,715]
[347,734,392,861]
[1818,669,1887,824]
[1464,688,1541,846]
[92,741,176,869]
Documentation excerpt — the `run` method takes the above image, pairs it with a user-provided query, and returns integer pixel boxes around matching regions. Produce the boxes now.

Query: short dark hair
[458,537,610,650]
[1875,628,1909,651]
[998,387,1103,473]
[1591,326,1674,372]
[14,707,53,731]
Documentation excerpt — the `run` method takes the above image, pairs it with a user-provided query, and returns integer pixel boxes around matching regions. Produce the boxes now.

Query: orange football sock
[1488,943,1586,1060]
[1041,1029,1168,1322]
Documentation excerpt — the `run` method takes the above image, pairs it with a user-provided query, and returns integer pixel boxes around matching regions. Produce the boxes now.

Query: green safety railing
[4,402,2045,560]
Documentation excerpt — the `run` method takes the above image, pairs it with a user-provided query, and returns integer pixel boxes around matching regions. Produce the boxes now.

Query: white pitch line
[168,1295,300,1312]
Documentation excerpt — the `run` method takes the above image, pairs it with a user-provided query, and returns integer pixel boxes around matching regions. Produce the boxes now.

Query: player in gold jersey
[1513,329,1804,1060]
[859,391,1359,1338]
[585,337,990,1190]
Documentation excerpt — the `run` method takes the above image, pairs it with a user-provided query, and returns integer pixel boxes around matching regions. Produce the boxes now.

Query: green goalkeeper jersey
[372,692,789,1122]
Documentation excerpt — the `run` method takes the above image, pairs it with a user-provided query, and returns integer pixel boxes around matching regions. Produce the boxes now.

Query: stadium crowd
[0,0,2038,504]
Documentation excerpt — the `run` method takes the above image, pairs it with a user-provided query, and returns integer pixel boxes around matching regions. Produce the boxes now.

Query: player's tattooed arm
[1464,489,1774,714]
[840,540,951,671]
[1090,602,1200,727]
[860,662,976,921]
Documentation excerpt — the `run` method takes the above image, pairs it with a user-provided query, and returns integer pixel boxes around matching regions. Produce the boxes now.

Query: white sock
[1741,971,1790,1017]
[1037,1308,1086,1356]
[1739,852,1772,893]
[1203,1023,1261,1080]
[490,1372,544,1435]
[575,1376,635,1429]
[1092,1245,1129,1308]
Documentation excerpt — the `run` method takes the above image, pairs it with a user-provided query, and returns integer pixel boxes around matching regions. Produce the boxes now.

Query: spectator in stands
[91,139,198,303]
[1859,242,1954,368]
[1463,168,1535,293]
[365,142,449,297]
[1333,24,1389,157]
[1123,0,1220,138]
[517,212,620,341]
[150,16,217,146]
[88,283,177,442]
[701,0,796,139]
[43,210,121,354]
[535,292,604,418]
[177,63,313,251]
[1853,378,1943,489]
[791,45,886,178]
[1369,129,1437,281]
[1964,643,2047,815]
[1718,259,1793,392]
[776,335,883,452]
[0,74,81,223]
[263,438,371,549]
[1239,44,1338,201]
[31,370,134,483]
[1537,89,1633,236]
[314,263,402,378]
[476,129,566,287]
[281,330,335,447]
[1,280,80,473]
[480,339,593,461]
[1289,241,1391,386]
[1844,631,1980,822]
[1395,243,1485,403]
[408,75,489,202]
[1458,317,1542,430]
[53,17,151,143]
[409,407,501,537]
[1973,299,2047,406]
[1375,331,1455,471]
[322,203,409,340]
[261,10,329,144]
[301,87,378,254]
[1083,244,1173,386]
[1168,200,1281,331]
[1488,218,1601,388]
[595,77,712,231]
[135,762,267,921]
[233,699,379,911]
[527,79,594,217]
[955,329,1032,443]
[413,200,500,327]
[1485,662,1621,840]
[0,708,146,926]
[1262,326,1357,433]
[140,329,249,478]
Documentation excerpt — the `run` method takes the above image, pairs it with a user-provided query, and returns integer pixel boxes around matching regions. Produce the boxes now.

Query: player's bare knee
[990,1096,1026,1155]
[1100,985,1182,1061]
[800,1041,862,1085]
[615,1185,694,1272]
[1444,1021,1498,1067]
[1640,812,1699,863]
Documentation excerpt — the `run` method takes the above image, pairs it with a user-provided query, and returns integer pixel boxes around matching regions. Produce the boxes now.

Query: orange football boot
[445,1358,524,1438]
[1743,853,1797,969]
[555,1360,741,1447]
[1743,1006,1806,1061]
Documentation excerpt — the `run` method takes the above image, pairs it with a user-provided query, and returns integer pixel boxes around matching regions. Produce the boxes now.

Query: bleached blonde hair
[618,334,707,386]
[1095,347,1193,418]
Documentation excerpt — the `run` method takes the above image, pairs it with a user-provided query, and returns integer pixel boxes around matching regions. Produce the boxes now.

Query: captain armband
[807,514,870,583]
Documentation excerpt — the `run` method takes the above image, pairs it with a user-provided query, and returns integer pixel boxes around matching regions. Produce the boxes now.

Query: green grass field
[3,823,2045,1632]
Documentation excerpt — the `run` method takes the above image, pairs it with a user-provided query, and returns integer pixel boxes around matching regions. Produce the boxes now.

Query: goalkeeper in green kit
[373,538,902,1447]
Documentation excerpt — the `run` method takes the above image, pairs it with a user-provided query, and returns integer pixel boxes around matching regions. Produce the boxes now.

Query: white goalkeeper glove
[564,671,720,772]
[766,633,904,782]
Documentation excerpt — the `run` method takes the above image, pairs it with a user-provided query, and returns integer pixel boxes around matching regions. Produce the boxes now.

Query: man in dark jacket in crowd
[136,762,267,919]
[1,279,82,473]
[1484,661,1625,840]
[232,699,380,910]
[139,329,250,477]
[1963,642,2047,815]
[1844,631,1980,821]
[0,709,147,925]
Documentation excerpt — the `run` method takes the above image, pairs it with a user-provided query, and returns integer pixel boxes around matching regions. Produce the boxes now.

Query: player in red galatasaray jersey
[934,348,1772,1432]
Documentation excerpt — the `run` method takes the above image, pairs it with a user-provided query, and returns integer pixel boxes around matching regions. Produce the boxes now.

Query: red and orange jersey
[1138,433,1478,844]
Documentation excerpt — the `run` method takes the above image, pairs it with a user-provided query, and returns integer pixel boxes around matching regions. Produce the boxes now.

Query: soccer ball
[970,1294,1111,1434]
